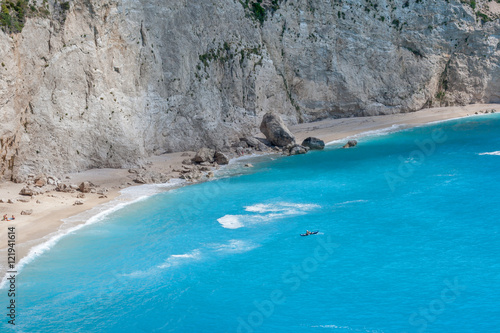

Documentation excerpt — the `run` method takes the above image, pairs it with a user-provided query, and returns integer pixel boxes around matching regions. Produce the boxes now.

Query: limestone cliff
[1,0,499,180]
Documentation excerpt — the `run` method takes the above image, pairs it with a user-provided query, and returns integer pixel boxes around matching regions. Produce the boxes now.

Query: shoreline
[0,103,498,279]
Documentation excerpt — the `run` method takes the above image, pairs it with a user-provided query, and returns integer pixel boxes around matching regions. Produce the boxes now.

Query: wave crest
[217,202,320,229]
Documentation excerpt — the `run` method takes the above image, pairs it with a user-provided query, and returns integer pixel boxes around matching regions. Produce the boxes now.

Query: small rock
[302,137,325,150]
[182,159,193,165]
[99,195,108,199]
[133,177,147,184]
[343,140,358,148]
[17,197,30,203]
[79,181,92,193]
[34,178,47,187]
[77,193,85,199]
[21,209,33,215]
[70,184,79,190]
[289,145,308,155]
[192,148,216,163]
[181,152,190,157]
[36,200,42,204]
[90,188,96,193]
[207,171,214,178]
[0,198,5,203]
[7,199,15,204]
[235,147,245,156]
[19,187,35,196]
[241,136,261,148]
[73,200,84,206]
[97,188,108,195]
[215,151,229,165]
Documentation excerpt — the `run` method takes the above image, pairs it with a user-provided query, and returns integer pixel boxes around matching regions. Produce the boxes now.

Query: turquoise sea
[2,114,500,332]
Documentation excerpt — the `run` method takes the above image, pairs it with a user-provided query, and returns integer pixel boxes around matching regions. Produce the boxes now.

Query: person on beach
[10,215,15,220]
[2,214,7,221]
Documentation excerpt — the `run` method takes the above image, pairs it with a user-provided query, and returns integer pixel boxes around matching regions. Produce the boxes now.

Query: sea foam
[217,202,320,229]
[478,151,500,156]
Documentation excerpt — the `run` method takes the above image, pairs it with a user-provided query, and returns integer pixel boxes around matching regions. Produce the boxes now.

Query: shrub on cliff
[0,0,28,33]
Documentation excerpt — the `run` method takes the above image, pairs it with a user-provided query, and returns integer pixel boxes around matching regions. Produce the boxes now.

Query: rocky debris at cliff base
[215,151,229,165]
[132,170,169,184]
[260,112,296,147]
[79,181,92,193]
[19,187,35,196]
[302,137,325,150]
[289,144,310,155]
[239,137,270,152]
[56,183,75,193]
[192,148,216,163]
[34,175,47,187]
[343,140,358,148]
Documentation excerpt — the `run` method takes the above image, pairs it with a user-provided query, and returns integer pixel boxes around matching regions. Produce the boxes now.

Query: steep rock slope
[0,0,499,180]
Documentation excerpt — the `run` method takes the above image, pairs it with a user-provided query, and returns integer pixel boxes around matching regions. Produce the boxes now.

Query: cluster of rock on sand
[0,112,358,218]
[258,112,357,153]
[178,112,359,182]
[0,174,111,210]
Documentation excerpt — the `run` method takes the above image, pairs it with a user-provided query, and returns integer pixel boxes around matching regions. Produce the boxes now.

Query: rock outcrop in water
[1,0,500,179]
[343,140,358,148]
[302,137,325,150]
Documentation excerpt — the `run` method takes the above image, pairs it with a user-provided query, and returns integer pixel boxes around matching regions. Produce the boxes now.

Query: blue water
[2,115,500,332]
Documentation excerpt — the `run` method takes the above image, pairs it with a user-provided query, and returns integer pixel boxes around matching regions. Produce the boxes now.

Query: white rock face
[1,0,499,179]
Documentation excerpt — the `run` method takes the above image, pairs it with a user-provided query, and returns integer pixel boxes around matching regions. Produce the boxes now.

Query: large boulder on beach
[259,113,296,147]
[192,148,215,163]
[302,137,325,150]
[343,140,358,148]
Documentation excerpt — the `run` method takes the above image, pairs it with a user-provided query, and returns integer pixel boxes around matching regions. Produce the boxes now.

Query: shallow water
[2,114,500,332]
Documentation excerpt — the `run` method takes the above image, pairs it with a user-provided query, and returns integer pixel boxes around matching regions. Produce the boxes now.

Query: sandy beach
[0,103,498,277]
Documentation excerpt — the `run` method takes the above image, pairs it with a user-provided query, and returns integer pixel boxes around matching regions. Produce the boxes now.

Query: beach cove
[1,105,499,332]
[0,104,498,280]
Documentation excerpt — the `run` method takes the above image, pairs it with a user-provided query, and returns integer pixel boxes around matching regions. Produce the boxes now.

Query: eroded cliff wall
[1,0,499,180]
